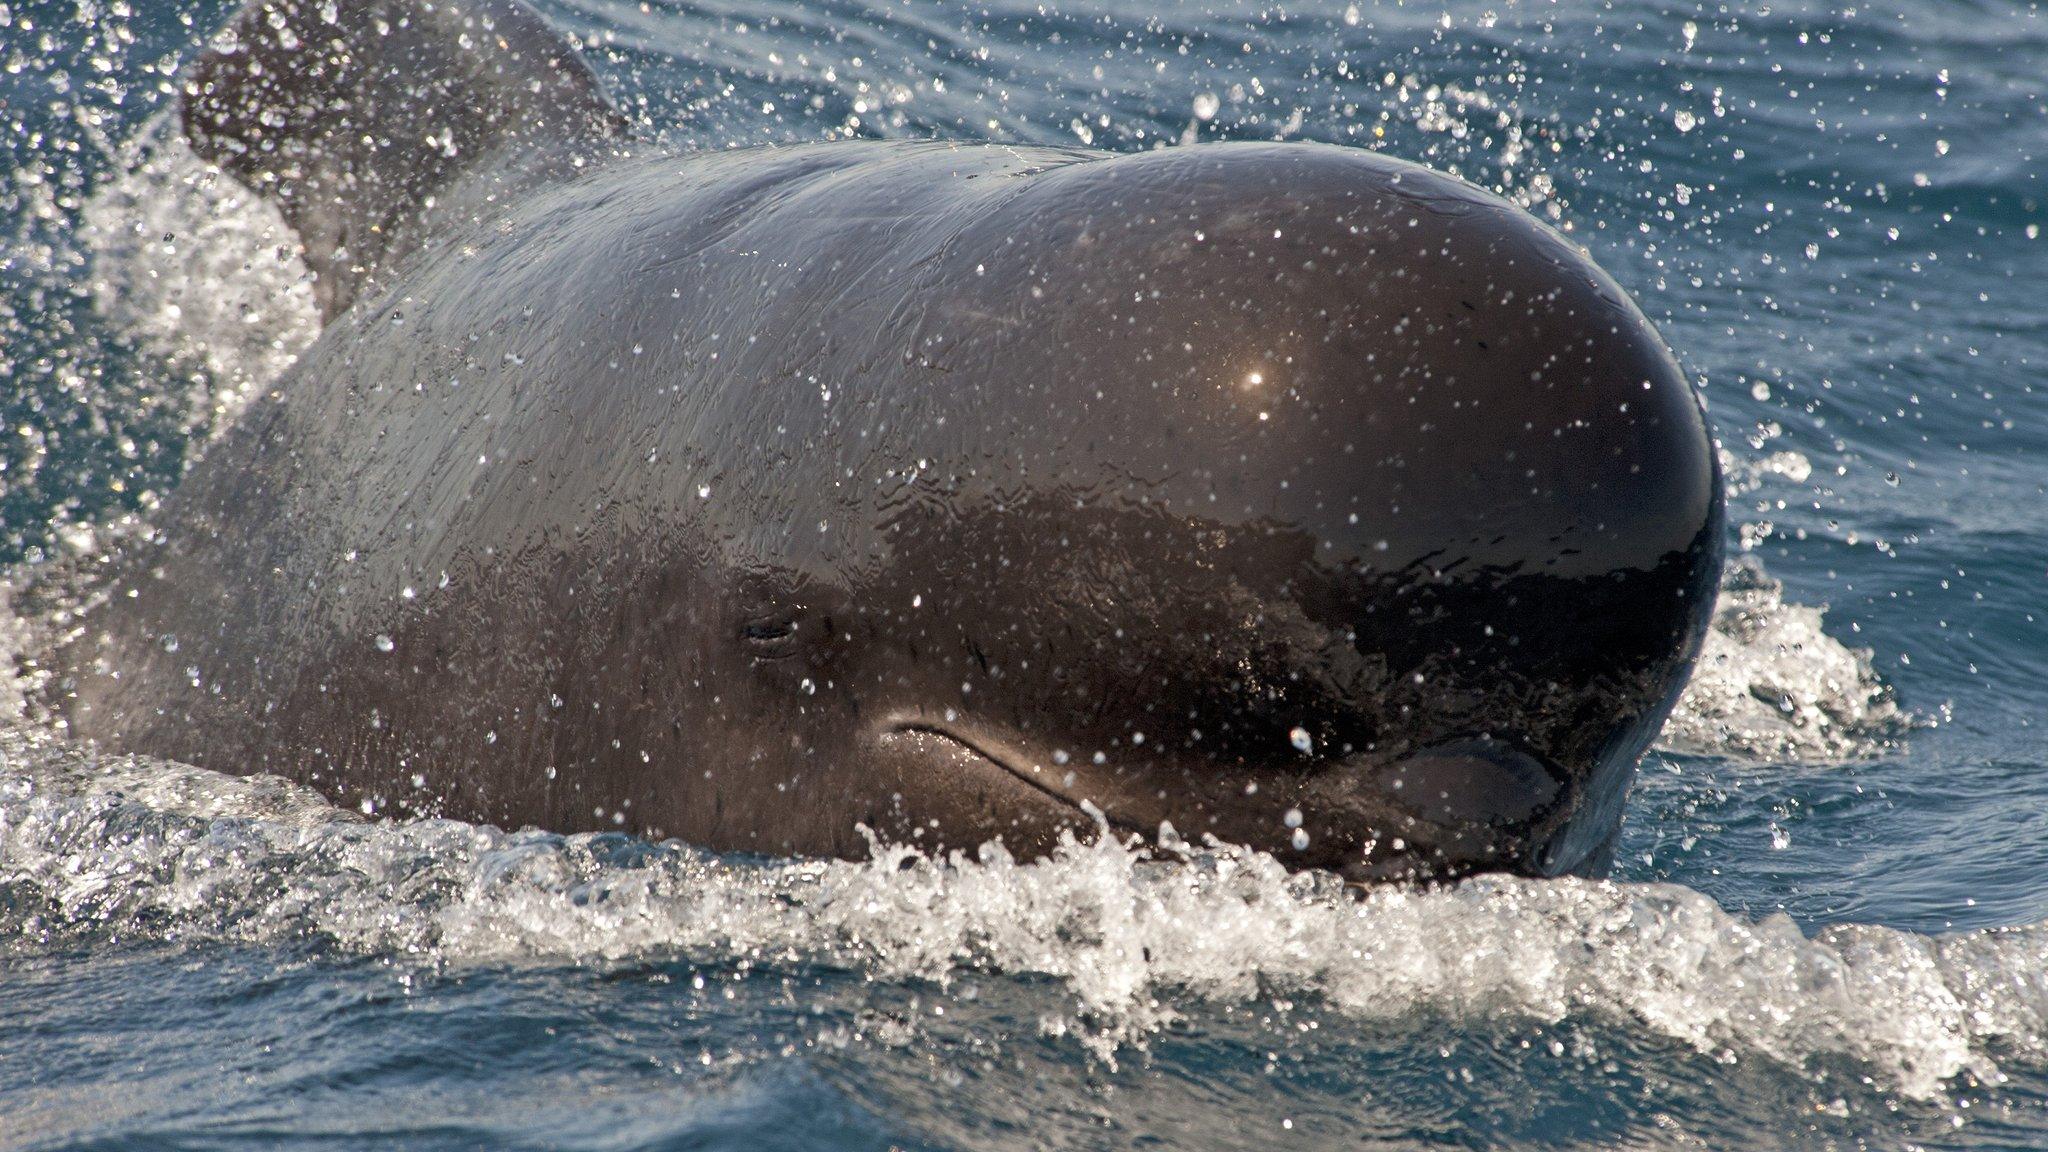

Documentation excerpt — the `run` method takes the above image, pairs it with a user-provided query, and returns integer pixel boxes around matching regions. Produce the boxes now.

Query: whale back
[181,0,626,319]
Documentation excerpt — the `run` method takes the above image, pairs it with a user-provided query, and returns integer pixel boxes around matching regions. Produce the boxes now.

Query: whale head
[699,144,1722,881]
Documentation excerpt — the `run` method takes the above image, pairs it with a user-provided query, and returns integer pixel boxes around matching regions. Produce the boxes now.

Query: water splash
[1659,443,1911,762]
[1664,555,1910,762]
[77,113,320,438]
[0,733,2034,1100]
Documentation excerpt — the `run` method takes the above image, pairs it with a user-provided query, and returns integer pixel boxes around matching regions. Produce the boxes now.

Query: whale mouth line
[886,723,1149,838]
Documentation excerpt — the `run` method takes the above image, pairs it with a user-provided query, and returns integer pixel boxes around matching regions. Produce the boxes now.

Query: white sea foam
[0,733,2036,1100]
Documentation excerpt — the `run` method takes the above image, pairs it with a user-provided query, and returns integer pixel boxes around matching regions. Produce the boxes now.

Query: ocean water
[1,0,2044,1147]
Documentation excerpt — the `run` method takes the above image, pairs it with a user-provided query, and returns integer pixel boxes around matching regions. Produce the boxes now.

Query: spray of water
[0,729,2037,1100]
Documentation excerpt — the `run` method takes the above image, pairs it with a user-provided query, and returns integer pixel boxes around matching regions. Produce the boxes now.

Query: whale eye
[739,610,805,660]
[734,572,848,662]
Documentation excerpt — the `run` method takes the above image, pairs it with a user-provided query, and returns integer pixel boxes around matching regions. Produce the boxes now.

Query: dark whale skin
[45,0,1722,882]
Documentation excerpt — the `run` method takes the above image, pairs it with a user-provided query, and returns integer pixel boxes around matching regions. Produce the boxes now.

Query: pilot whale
[40,0,1722,881]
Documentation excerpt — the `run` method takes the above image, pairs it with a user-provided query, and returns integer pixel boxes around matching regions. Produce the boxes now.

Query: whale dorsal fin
[182,0,628,320]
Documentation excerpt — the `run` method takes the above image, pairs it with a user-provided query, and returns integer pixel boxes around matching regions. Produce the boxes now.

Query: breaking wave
[0,731,2036,1101]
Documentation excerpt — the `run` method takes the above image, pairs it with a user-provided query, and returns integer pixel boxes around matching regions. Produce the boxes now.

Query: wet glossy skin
[46,0,1721,881]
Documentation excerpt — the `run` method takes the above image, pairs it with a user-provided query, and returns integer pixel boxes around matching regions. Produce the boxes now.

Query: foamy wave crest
[78,114,319,436]
[0,735,2036,1099]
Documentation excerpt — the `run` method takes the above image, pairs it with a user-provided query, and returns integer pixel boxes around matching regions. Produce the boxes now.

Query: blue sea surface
[1,0,2045,1147]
